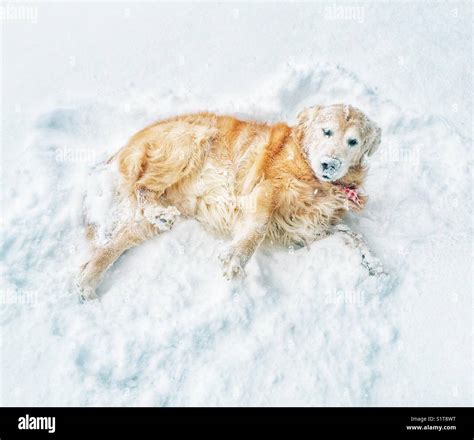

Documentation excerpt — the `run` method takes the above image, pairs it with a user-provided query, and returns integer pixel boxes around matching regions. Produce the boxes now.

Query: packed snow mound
[1,64,471,406]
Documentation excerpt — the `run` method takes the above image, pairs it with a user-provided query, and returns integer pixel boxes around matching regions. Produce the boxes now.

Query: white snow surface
[1,2,472,406]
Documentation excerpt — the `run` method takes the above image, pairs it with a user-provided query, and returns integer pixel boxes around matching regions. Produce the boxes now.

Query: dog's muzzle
[320,157,341,179]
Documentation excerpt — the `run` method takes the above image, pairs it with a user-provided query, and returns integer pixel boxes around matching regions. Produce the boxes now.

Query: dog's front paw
[218,248,247,280]
[144,206,181,231]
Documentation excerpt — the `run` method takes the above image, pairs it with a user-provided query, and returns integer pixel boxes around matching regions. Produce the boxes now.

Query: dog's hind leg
[115,121,216,229]
[333,224,385,276]
[77,219,157,300]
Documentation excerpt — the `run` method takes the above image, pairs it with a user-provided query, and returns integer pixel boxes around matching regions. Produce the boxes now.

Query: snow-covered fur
[79,104,381,299]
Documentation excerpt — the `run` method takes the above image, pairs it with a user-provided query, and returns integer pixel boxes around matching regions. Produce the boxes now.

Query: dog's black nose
[321,157,341,174]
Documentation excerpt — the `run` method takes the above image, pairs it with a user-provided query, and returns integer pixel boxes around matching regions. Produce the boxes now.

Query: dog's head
[296,104,381,182]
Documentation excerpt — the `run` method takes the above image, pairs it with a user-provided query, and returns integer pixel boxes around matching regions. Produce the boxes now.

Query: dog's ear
[297,105,322,126]
[364,119,382,157]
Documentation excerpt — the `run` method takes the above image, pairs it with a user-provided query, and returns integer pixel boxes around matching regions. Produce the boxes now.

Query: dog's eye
[348,138,358,147]
[322,128,332,137]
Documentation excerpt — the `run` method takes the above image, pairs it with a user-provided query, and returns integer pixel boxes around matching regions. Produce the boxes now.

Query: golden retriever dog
[78,104,383,300]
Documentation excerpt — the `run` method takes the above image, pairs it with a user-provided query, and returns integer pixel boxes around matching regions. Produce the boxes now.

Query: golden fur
[78,104,381,299]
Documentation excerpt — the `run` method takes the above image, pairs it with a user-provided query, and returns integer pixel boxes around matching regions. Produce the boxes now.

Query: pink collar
[337,184,361,206]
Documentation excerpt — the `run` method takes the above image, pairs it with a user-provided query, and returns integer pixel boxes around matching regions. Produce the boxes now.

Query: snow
[1,1,472,406]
